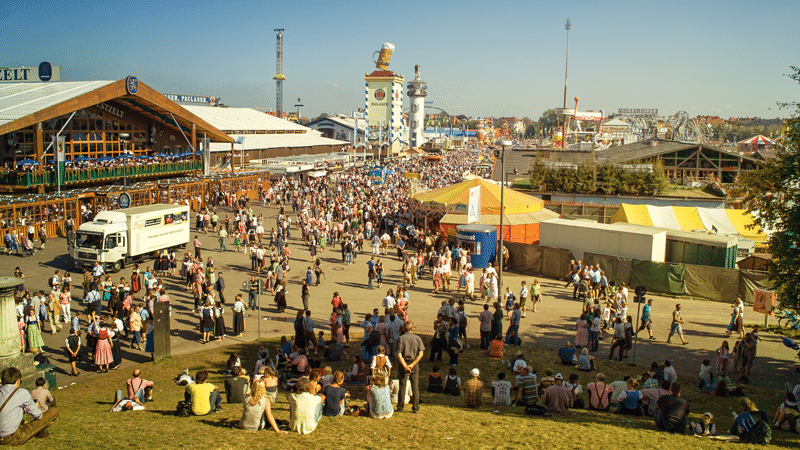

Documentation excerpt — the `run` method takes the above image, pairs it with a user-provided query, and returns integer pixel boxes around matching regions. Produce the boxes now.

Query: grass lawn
[24,336,800,449]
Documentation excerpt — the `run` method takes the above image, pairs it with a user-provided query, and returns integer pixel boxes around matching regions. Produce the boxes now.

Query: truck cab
[71,211,130,272]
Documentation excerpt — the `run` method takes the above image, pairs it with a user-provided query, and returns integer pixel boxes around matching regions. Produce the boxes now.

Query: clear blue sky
[1,0,798,119]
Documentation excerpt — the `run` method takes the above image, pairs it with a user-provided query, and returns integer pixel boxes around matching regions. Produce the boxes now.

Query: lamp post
[119,133,131,190]
[496,139,512,290]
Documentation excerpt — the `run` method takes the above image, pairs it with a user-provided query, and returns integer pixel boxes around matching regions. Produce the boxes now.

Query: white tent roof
[210,133,347,152]
[183,105,308,132]
[0,81,114,126]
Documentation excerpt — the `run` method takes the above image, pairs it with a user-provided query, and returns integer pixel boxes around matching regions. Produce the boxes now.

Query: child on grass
[492,372,511,406]
[427,365,444,393]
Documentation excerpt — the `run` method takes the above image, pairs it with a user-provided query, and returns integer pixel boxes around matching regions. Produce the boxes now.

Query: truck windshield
[75,232,103,250]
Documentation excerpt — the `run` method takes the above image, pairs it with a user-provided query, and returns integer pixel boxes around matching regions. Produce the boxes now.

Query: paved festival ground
[14,200,799,392]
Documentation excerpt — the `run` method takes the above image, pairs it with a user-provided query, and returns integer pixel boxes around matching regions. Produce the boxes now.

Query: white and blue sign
[0,63,61,83]
[126,76,139,95]
[163,94,219,105]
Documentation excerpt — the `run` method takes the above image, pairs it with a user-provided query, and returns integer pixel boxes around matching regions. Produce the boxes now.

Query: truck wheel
[113,261,122,273]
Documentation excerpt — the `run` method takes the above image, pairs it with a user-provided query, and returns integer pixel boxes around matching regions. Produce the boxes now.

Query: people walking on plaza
[637,298,655,340]
[667,304,688,345]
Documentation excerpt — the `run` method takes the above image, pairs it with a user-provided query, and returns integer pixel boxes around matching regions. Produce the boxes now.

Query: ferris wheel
[687,119,713,144]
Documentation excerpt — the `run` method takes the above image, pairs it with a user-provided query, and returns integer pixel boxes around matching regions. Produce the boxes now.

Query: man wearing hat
[541,372,573,414]
[462,368,483,408]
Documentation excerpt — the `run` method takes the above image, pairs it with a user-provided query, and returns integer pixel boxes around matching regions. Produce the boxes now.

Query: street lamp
[496,139,512,290]
[119,133,131,190]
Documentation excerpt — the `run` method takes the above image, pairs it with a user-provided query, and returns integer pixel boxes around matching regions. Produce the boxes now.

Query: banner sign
[753,289,775,316]
[468,185,481,224]
[0,62,61,83]
[163,94,219,105]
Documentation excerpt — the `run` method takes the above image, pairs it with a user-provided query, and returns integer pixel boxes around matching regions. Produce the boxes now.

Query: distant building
[306,115,366,144]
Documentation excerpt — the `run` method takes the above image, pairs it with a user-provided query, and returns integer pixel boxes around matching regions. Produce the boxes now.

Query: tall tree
[740,66,800,310]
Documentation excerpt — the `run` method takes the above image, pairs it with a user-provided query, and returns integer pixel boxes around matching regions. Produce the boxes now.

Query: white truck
[69,204,190,272]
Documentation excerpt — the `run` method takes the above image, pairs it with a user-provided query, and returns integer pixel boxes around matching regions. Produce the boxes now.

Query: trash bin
[37,363,56,389]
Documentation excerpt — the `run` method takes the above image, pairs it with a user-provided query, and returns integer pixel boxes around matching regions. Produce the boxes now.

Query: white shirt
[520,286,529,299]
[382,296,396,311]
[110,399,145,412]
[663,366,677,384]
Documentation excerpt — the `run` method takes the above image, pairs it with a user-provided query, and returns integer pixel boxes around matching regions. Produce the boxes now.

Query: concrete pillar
[0,277,22,358]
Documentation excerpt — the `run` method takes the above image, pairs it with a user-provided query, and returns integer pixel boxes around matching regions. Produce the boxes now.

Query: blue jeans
[588,330,599,352]
[248,291,257,310]
[219,238,226,251]
[368,277,374,289]
[505,324,520,346]
[346,252,352,264]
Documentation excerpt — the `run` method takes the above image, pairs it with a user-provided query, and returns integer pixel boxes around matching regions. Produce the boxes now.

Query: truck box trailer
[70,204,190,272]
[540,219,666,262]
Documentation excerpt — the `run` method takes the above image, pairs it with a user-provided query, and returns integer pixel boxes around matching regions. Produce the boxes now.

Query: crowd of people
[2,148,800,445]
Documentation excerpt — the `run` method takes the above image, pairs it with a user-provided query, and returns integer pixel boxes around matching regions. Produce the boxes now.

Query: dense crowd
[1,149,799,445]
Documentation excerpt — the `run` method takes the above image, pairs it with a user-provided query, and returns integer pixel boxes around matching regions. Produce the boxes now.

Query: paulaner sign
[0,62,61,83]
[163,94,220,105]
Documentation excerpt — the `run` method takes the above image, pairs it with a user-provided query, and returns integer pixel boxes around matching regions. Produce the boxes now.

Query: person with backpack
[730,397,771,444]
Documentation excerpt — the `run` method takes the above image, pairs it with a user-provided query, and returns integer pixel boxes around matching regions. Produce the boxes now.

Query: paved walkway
[15,201,798,391]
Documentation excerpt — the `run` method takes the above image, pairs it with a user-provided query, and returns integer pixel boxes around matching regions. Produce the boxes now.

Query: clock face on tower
[374,89,385,101]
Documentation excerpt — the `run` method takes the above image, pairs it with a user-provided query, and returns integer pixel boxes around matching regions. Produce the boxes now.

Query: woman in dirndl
[130,265,141,294]
[25,308,44,353]
[94,320,114,372]
[200,300,214,343]
[232,295,246,336]
[214,304,226,341]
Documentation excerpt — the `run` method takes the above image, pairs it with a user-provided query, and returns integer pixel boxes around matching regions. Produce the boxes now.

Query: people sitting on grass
[512,366,538,407]
[365,369,392,419]
[539,368,556,393]
[345,355,366,383]
[773,391,800,432]
[462,368,483,408]
[287,376,324,434]
[238,380,286,433]
[30,378,55,413]
[309,370,322,395]
[609,375,630,405]
[322,371,349,417]
[577,348,594,372]
[492,372,512,406]
[654,382,689,434]
[541,373,573,414]
[489,334,504,358]
[224,367,249,404]
[288,348,309,376]
[558,341,577,366]
[443,367,461,396]
[564,374,584,409]
[616,378,643,416]
[511,352,527,375]
[729,397,771,444]
[126,369,154,404]
[587,373,614,411]
[184,370,223,415]
[427,366,444,393]
[641,380,670,417]
[0,367,59,444]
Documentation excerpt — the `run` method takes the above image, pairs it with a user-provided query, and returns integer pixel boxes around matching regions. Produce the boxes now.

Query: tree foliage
[528,159,667,196]
[740,66,800,310]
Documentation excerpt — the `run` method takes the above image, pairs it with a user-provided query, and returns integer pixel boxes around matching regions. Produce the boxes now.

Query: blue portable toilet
[456,224,497,269]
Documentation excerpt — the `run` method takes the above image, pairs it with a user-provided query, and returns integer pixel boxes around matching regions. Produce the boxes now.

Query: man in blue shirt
[637,299,655,340]
[367,258,376,290]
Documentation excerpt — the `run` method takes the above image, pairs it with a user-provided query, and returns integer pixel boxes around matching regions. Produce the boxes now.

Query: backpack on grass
[740,411,771,444]
[175,400,192,417]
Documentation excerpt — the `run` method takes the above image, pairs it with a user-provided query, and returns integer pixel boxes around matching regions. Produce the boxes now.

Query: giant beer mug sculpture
[373,43,395,70]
